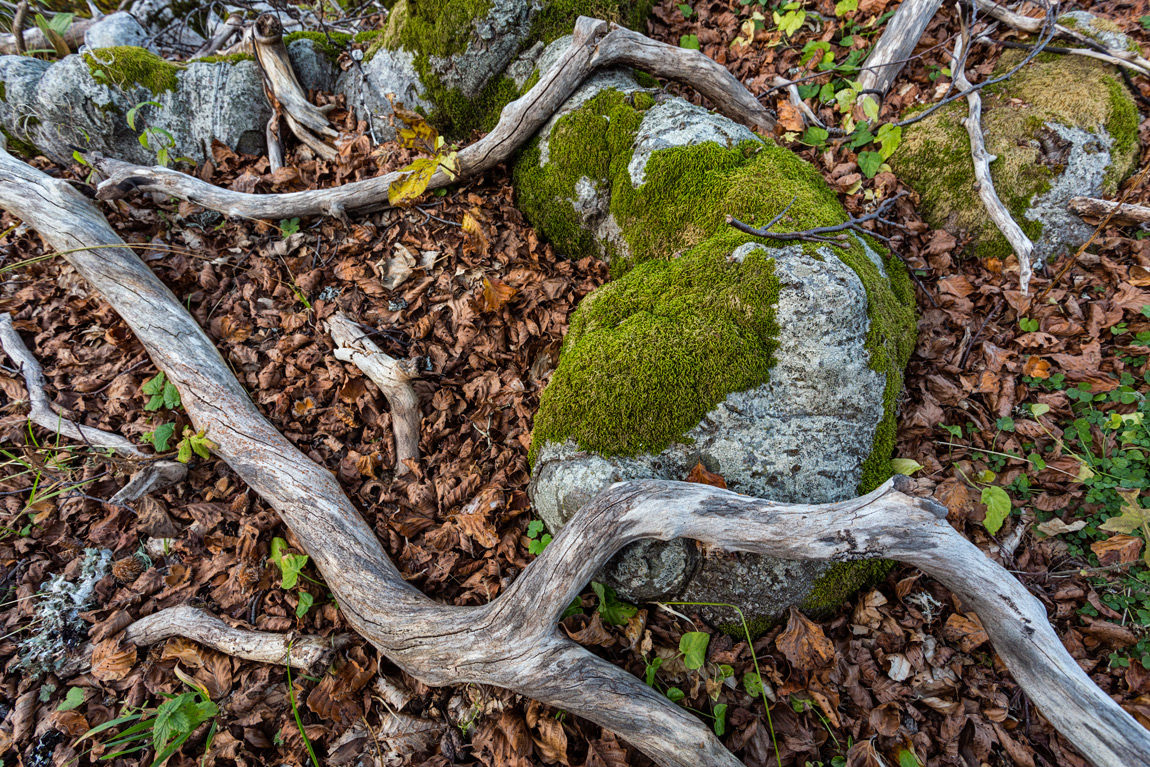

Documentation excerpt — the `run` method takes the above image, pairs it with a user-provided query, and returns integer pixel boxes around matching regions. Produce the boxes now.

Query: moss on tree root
[891,54,1139,258]
[520,90,917,626]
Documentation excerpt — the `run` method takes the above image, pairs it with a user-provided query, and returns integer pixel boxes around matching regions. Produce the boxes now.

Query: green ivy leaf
[644,656,663,686]
[890,458,923,476]
[679,34,700,50]
[295,590,314,618]
[981,486,1012,535]
[743,671,763,696]
[801,126,829,147]
[57,686,86,711]
[591,581,638,626]
[680,631,710,670]
[677,3,694,17]
[713,702,728,736]
[145,422,176,452]
[857,150,884,179]
[665,687,685,702]
[835,0,858,15]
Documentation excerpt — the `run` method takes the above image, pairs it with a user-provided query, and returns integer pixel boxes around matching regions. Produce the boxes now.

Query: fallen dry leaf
[776,606,835,671]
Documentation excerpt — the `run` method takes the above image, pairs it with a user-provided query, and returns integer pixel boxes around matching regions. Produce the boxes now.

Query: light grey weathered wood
[856,0,944,98]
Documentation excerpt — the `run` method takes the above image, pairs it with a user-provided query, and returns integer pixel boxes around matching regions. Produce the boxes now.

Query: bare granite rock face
[84,12,158,52]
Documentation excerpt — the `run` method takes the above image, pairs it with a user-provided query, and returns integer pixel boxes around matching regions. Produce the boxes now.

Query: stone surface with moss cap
[520,69,917,628]
[0,38,336,165]
[891,21,1140,263]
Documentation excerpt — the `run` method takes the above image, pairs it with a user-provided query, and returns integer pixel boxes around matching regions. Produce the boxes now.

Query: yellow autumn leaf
[388,156,439,207]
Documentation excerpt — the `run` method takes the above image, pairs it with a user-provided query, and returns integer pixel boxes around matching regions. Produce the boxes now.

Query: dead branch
[856,0,945,99]
[92,16,775,221]
[193,12,244,58]
[122,606,342,672]
[1069,196,1150,226]
[327,312,420,476]
[726,191,907,244]
[0,312,186,502]
[771,75,825,128]
[248,14,338,163]
[4,141,1150,767]
[950,12,1035,293]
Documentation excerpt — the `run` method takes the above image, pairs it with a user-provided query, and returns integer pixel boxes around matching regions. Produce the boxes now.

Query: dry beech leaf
[775,606,834,670]
[1022,355,1051,379]
[482,277,518,312]
[532,715,569,765]
[686,462,727,489]
[90,638,137,682]
[293,397,316,417]
[1035,517,1086,536]
[1129,265,1150,287]
[1091,534,1144,566]
[462,211,489,260]
[942,613,989,653]
[775,99,805,132]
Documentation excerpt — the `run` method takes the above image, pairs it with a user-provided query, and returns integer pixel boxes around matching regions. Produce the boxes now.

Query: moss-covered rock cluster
[891,32,1140,262]
[522,79,917,629]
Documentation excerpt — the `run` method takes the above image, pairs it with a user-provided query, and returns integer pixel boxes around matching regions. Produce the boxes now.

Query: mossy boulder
[520,68,917,628]
[0,39,333,164]
[891,30,1140,263]
[337,0,652,139]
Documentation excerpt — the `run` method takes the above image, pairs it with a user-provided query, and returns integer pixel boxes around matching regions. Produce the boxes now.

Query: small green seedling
[526,519,552,555]
[142,372,181,412]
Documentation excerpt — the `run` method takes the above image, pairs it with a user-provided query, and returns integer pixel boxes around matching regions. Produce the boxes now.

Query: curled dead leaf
[482,277,518,313]
[776,606,834,671]
[686,462,727,489]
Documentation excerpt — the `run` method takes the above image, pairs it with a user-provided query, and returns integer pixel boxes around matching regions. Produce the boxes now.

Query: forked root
[327,312,421,475]
[0,312,186,502]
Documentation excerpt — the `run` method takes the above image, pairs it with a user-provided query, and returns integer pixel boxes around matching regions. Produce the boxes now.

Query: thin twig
[726,191,908,244]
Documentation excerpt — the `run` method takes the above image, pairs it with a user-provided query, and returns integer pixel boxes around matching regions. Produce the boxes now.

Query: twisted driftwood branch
[950,14,1035,292]
[327,312,420,476]
[855,0,944,99]
[2,141,1148,767]
[0,312,186,502]
[92,16,775,221]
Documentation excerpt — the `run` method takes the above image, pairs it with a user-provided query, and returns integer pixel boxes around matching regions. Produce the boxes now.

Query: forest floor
[3,1,1150,766]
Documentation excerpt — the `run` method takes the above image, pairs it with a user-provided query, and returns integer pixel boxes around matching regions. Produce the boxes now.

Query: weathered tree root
[92,16,776,221]
[123,606,344,672]
[2,141,1148,767]
[0,312,186,503]
[0,11,95,55]
[327,312,420,476]
[1070,196,1150,226]
[950,16,1035,293]
[241,13,338,168]
[855,0,944,100]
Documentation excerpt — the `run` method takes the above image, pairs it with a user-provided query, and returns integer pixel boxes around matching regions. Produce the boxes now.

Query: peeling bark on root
[3,140,1150,766]
[327,312,420,476]
[93,16,776,221]
[0,312,186,502]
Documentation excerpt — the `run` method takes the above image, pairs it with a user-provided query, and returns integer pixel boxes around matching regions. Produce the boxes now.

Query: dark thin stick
[726,191,908,244]
[958,299,1002,369]
[984,37,1150,107]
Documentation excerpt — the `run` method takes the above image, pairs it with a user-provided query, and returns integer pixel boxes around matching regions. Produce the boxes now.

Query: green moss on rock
[524,89,916,627]
[891,54,1139,256]
[1,126,39,158]
[188,52,255,65]
[83,46,181,94]
[376,0,654,135]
